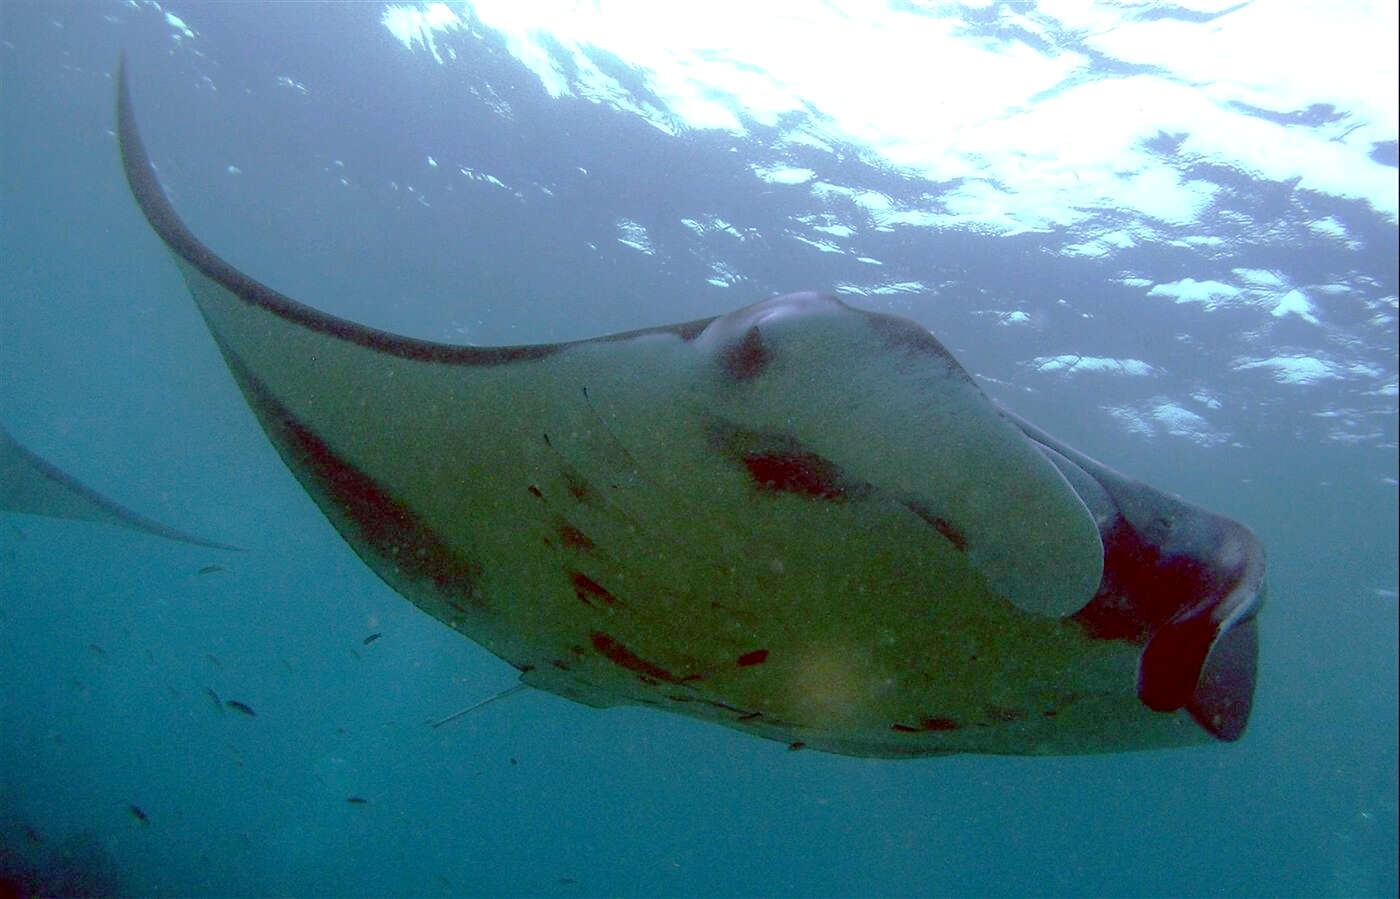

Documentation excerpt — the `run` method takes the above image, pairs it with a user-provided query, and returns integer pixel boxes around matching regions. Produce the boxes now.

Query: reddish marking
[743,452,846,499]
[264,393,483,599]
[589,632,678,682]
[555,520,595,551]
[738,711,762,721]
[699,699,747,714]
[892,717,961,732]
[569,571,620,607]
[527,484,544,499]
[720,325,773,381]
[932,518,968,552]
[736,649,769,667]
[680,673,705,683]
[563,470,596,503]
[906,501,968,552]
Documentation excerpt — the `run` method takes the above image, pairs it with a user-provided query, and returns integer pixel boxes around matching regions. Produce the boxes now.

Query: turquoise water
[2,3,1395,896]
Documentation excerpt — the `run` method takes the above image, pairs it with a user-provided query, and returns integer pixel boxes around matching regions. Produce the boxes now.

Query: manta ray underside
[1,423,237,550]
[115,59,1264,758]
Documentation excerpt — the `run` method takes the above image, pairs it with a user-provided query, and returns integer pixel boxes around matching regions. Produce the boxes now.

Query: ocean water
[1,2,1395,896]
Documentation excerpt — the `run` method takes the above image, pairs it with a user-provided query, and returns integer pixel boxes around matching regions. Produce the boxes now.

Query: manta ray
[1,422,236,550]
[115,59,1264,758]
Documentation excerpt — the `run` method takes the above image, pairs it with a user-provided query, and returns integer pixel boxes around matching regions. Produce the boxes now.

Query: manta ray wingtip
[1,422,243,551]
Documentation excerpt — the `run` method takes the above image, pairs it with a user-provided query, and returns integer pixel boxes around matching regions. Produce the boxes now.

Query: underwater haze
[1,1,1396,896]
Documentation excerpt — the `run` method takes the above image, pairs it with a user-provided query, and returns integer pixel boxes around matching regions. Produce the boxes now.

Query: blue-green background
[2,2,1395,896]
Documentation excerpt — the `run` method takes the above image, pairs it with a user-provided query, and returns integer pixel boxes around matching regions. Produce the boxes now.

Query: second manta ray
[116,61,1264,758]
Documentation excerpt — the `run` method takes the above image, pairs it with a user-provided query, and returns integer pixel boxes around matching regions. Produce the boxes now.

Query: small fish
[88,643,106,658]
[559,878,579,886]
[206,653,223,669]
[206,687,224,712]
[362,632,382,646]
[23,825,42,844]
[129,804,150,825]
[197,564,225,576]
[225,699,257,717]
[787,741,806,752]
[346,796,368,805]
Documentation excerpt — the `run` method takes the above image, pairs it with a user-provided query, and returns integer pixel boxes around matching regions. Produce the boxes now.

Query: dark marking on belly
[905,500,968,552]
[720,325,773,381]
[743,452,848,499]
[709,421,871,500]
[736,648,769,667]
[697,698,751,715]
[892,716,961,733]
[527,484,544,499]
[216,340,485,605]
[559,467,604,507]
[569,570,620,607]
[589,631,678,683]
[555,519,595,551]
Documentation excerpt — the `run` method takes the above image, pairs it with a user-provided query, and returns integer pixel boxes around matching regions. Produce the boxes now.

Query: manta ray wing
[1,423,239,550]
[115,58,1263,757]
